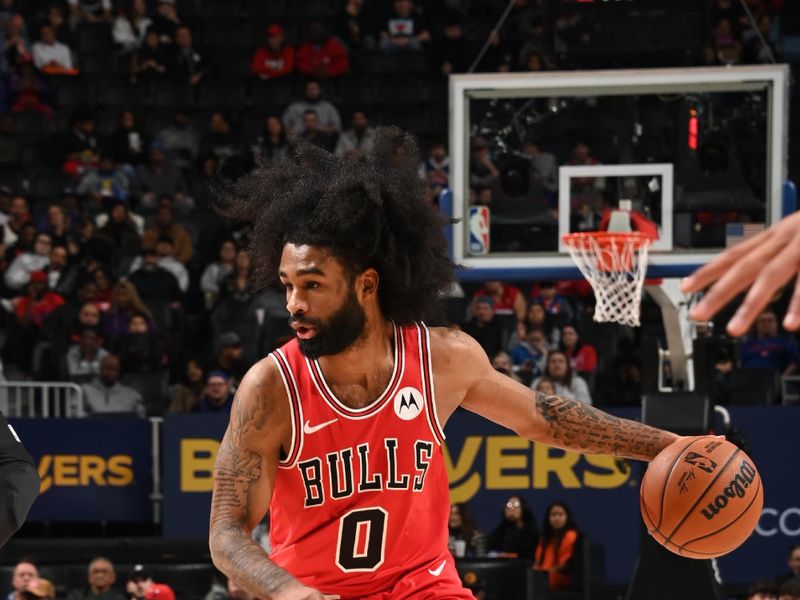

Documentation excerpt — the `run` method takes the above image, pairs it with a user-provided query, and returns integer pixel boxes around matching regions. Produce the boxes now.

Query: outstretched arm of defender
[209,361,339,600]
[436,330,680,461]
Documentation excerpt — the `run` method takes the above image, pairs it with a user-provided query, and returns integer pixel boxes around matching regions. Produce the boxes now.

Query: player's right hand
[681,210,800,337]
[272,582,340,600]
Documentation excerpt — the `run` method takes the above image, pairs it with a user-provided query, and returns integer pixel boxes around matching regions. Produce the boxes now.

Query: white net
[563,232,651,327]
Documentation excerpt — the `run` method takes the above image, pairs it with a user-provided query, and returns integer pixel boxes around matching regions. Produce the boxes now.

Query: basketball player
[682,210,800,337]
[0,412,40,547]
[208,129,684,600]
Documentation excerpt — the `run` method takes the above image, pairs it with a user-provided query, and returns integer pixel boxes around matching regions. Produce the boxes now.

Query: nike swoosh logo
[303,418,338,435]
[427,559,446,577]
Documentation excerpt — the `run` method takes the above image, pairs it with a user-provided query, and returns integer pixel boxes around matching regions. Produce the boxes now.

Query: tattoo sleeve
[209,390,295,597]
[534,392,679,461]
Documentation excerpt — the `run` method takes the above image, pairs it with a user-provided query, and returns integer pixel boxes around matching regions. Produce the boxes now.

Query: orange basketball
[640,436,764,559]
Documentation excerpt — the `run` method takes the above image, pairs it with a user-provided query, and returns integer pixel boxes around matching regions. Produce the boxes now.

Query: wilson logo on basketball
[700,460,757,521]
[683,452,717,474]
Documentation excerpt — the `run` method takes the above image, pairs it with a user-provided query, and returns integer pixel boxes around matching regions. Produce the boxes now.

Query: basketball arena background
[1,0,799,599]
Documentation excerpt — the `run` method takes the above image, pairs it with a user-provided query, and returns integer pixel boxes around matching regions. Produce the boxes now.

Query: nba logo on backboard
[468,206,490,255]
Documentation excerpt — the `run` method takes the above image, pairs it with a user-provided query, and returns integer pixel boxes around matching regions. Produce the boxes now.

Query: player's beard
[292,287,366,359]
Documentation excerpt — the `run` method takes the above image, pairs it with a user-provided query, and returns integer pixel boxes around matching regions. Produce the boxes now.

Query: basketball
[640,436,764,559]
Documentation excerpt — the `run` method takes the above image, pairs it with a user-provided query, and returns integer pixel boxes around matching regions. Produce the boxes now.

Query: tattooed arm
[431,328,680,461]
[209,359,339,600]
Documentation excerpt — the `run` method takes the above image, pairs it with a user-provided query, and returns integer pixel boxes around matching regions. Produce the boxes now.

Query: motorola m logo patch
[393,387,423,420]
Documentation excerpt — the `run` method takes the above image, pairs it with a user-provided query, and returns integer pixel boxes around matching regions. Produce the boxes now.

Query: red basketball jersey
[268,322,450,597]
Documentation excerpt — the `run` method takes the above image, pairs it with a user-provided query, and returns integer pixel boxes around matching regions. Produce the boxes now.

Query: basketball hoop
[563,231,652,327]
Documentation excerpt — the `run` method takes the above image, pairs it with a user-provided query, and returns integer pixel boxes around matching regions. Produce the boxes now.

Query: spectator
[713,17,742,65]
[250,23,294,80]
[296,19,349,80]
[22,577,55,600]
[130,28,169,83]
[567,141,605,218]
[77,153,131,202]
[31,23,75,73]
[6,560,38,600]
[80,354,145,417]
[128,235,188,292]
[333,0,375,51]
[8,58,54,117]
[141,202,192,263]
[469,135,499,189]
[531,281,573,324]
[299,109,335,152]
[103,279,153,340]
[534,500,580,593]
[461,296,506,359]
[128,246,182,307]
[738,309,800,379]
[45,3,73,47]
[116,311,165,373]
[46,243,79,298]
[487,494,539,560]
[2,194,29,247]
[95,200,141,258]
[471,280,526,325]
[157,109,199,171]
[777,544,800,586]
[560,324,597,375]
[200,111,240,161]
[211,331,246,385]
[532,350,592,405]
[66,325,109,382]
[2,14,32,73]
[170,25,206,85]
[65,557,126,600]
[59,108,99,172]
[448,503,487,558]
[420,139,449,201]
[168,357,205,413]
[127,565,175,600]
[334,110,374,159]
[150,0,181,45]
[217,247,255,307]
[534,377,556,396]
[67,0,112,27]
[193,370,234,414]
[135,141,191,211]
[88,265,114,307]
[509,327,549,384]
[779,579,800,600]
[112,0,151,53]
[516,301,560,349]
[748,581,779,600]
[4,221,37,263]
[106,110,148,167]
[255,116,289,165]
[431,11,470,76]
[378,0,430,52]
[491,351,523,383]
[523,139,558,198]
[282,80,341,136]
[4,271,64,374]
[41,203,72,247]
[200,239,236,309]
[4,232,51,291]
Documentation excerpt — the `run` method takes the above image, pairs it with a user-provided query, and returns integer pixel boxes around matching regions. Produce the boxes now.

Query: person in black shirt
[487,494,539,560]
[0,413,39,548]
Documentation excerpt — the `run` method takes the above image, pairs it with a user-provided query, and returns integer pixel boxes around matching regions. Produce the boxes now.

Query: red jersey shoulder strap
[269,347,304,468]
[418,322,446,445]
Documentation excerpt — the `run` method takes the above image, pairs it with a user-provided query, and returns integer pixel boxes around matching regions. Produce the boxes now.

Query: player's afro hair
[213,127,455,324]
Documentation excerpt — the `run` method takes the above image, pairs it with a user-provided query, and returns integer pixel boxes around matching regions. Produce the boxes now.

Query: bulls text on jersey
[297,439,434,507]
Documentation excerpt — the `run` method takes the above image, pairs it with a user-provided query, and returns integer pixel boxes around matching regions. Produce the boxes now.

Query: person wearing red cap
[251,24,294,80]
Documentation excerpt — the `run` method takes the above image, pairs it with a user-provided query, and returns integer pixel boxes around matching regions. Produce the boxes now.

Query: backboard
[448,65,791,281]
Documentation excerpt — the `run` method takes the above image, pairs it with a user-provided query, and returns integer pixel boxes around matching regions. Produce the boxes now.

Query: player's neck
[316,318,395,404]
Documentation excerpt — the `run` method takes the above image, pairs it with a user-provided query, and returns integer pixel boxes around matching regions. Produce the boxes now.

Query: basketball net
[563,201,653,327]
